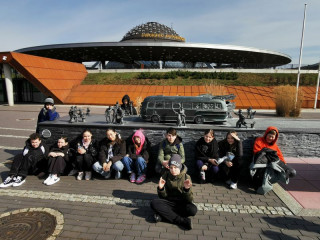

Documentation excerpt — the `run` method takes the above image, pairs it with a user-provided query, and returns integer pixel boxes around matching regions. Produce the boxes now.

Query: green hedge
[137,71,239,80]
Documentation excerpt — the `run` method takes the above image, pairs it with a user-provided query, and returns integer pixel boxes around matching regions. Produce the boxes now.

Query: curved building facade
[15,22,291,68]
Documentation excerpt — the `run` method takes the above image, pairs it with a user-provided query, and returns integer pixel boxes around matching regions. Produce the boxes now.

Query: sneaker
[46,176,60,186]
[154,213,162,223]
[0,176,14,188]
[230,182,237,189]
[200,171,206,183]
[182,218,193,230]
[104,171,111,179]
[136,174,146,184]
[85,171,92,180]
[43,174,52,185]
[68,169,78,176]
[115,171,121,180]
[129,173,136,183]
[77,172,84,181]
[225,179,232,185]
[12,176,26,187]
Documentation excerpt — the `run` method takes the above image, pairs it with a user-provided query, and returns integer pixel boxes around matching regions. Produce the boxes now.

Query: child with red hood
[253,126,296,176]
[122,129,150,184]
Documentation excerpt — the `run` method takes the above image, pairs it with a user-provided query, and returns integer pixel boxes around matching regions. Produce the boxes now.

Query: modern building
[16,22,291,69]
[1,22,318,109]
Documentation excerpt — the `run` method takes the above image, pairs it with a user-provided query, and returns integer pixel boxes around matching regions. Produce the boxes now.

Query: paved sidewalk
[0,104,320,239]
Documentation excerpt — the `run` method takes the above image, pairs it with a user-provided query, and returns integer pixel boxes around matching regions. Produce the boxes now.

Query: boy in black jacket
[0,133,48,188]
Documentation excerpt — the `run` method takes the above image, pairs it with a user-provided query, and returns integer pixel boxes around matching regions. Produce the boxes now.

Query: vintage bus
[140,94,230,124]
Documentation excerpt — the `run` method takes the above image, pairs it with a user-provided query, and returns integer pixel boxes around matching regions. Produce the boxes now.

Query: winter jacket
[157,136,185,164]
[22,139,48,163]
[195,137,219,165]
[250,148,289,195]
[75,138,98,158]
[218,138,243,164]
[157,164,193,203]
[99,137,126,165]
[48,144,70,162]
[37,107,60,123]
[253,126,285,163]
[121,94,137,115]
[127,130,150,162]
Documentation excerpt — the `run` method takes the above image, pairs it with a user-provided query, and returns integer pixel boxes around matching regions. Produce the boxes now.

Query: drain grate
[0,211,56,240]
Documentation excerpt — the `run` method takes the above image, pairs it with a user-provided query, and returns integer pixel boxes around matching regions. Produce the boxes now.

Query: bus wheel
[194,116,203,124]
[151,115,160,123]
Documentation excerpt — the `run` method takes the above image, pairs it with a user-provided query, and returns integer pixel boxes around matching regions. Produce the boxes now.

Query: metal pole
[295,3,307,107]
[314,61,320,109]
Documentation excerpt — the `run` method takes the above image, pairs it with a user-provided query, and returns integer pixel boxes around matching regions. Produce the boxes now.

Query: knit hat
[44,97,54,105]
[169,154,182,170]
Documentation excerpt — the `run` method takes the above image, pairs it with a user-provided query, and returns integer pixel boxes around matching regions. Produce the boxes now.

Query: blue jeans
[121,156,147,176]
[92,161,124,177]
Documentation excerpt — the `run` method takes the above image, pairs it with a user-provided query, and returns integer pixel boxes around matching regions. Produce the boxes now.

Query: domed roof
[121,22,185,42]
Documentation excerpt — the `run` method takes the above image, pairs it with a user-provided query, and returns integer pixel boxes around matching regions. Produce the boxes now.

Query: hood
[122,94,130,105]
[263,126,279,146]
[172,135,182,145]
[132,129,145,146]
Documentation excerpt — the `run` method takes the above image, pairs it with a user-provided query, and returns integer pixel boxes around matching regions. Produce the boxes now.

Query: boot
[175,216,192,230]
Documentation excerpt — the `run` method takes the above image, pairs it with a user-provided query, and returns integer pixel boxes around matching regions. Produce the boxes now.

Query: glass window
[165,102,172,109]
[182,102,192,109]
[193,103,201,109]
[215,103,222,109]
[155,102,164,109]
[148,102,154,108]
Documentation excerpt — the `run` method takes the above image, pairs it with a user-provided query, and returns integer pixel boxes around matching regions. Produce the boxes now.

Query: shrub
[274,85,303,117]
[205,80,228,96]
[134,96,143,115]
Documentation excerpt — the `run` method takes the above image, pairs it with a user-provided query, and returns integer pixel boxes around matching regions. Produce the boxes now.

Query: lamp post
[314,61,320,109]
[295,3,307,107]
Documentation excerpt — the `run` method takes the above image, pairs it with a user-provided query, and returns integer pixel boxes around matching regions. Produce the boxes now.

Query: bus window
[208,104,215,109]
[173,102,180,108]
[148,102,154,108]
[215,103,222,109]
[182,102,192,109]
[193,103,201,109]
[155,102,164,109]
[165,102,172,109]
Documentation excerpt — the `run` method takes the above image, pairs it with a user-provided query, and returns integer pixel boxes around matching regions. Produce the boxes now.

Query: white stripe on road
[0,146,23,150]
[0,135,28,139]
[0,127,34,131]
[0,189,293,216]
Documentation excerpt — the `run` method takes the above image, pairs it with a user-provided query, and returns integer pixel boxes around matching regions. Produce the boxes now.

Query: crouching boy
[150,154,197,230]
[0,133,48,188]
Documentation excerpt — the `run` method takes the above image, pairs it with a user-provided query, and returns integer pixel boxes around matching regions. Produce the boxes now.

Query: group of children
[0,97,296,230]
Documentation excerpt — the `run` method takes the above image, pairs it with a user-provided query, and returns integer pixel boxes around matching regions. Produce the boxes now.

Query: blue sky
[1,0,319,65]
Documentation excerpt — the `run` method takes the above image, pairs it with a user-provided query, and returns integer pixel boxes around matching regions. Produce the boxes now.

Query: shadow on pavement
[262,216,320,239]
[112,189,157,223]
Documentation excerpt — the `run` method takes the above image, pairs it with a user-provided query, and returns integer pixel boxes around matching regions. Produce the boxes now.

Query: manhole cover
[0,211,56,240]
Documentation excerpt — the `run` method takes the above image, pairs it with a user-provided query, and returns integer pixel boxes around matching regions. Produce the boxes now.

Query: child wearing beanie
[150,154,197,230]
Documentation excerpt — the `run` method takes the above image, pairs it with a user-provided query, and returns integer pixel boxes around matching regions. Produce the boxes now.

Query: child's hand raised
[184,179,192,189]
[159,177,166,189]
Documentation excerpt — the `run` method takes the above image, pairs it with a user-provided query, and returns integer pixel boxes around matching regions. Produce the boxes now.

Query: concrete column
[159,61,162,69]
[3,63,14,106]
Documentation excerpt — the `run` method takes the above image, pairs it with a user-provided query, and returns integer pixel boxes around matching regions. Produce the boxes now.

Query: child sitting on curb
[0,133,48,188]
[43,137,69,186]
[150,154,197,230]
[155,127,185,175]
